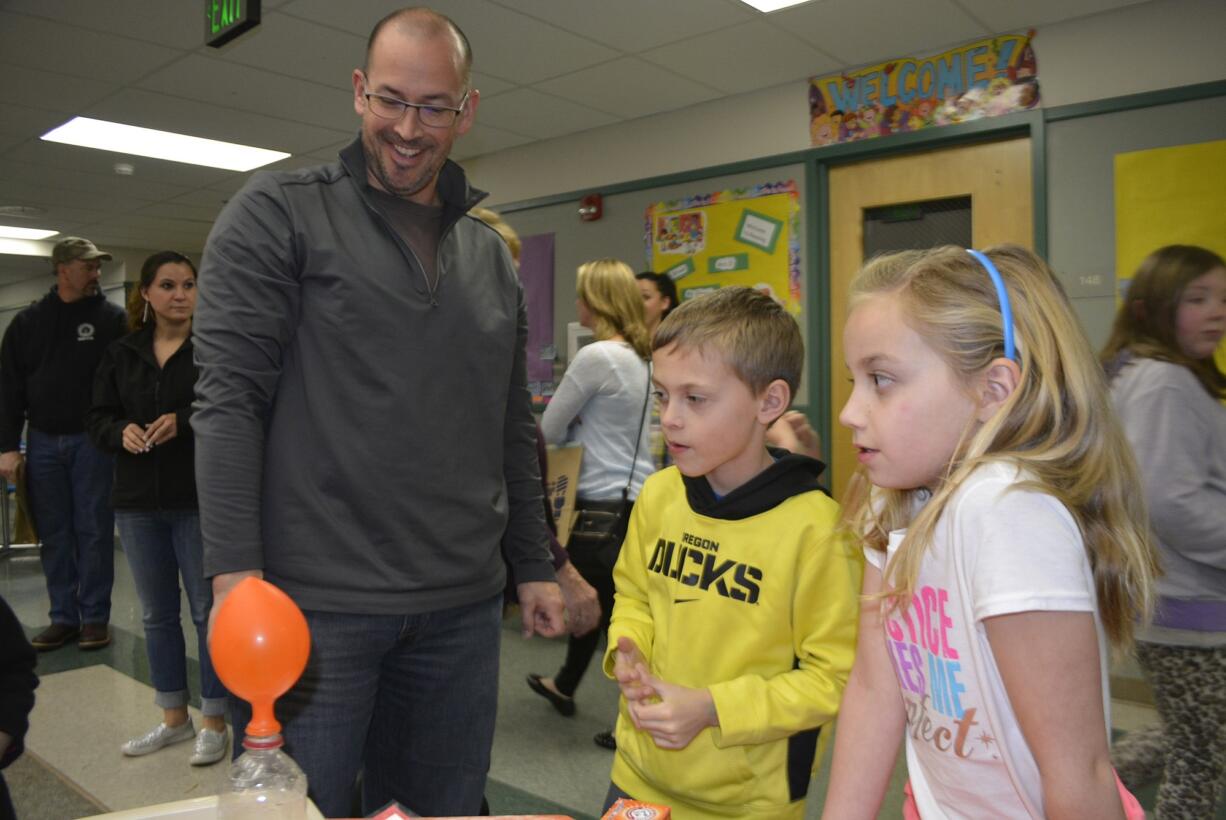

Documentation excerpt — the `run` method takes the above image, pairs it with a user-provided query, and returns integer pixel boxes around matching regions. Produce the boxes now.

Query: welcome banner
[809,33,1039,146]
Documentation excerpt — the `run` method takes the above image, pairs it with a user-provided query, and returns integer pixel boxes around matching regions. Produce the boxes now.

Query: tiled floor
[0,544,1180,819]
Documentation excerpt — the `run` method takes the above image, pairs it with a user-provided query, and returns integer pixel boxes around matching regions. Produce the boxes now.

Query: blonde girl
[822,245,1156,819]
[528,259,654,747]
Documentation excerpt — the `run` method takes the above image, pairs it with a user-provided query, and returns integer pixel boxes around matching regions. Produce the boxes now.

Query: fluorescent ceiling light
[738,0,814,10]
[0,238,54,257]
[0,226,58,241]
[41,117,290,172]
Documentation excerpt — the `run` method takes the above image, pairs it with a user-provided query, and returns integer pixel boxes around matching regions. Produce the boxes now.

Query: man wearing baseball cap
[0,236,127,650]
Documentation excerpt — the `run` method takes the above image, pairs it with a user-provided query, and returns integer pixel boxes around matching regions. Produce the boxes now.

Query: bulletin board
[1115,138,1226,370]
[645,181,802,316]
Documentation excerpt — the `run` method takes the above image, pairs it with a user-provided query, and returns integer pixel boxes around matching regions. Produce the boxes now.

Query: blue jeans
[25,430,114,625]
[116,510,227,716]
[229,593,503,818]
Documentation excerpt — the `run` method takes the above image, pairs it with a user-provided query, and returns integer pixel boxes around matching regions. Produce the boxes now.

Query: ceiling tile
[471,71,517,98]
[136,54,355,133]
[0,12,185,85]
[0,64,118,115]
[5,140,236,189]
[211,12,365,91]
[536,57,723,119]
[0,178,155,215]
[0,103,71,140]
[495,0,752,52]
[0,159,193,202]
[283,0,620,84]
[475,88,618,140]
[639,20,841,95]
[451,122,536,161]
[85,88,353,155]
[135,200,224,223]
[771,0,987,66]
[1,1,204,50]
[950,0,1151,31]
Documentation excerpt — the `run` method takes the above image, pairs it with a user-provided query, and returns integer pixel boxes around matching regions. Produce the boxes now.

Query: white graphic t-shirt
[864,462,1111,819]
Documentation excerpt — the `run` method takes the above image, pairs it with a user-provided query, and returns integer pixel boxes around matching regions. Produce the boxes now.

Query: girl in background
[1103,244,1226,818]
[88,252,228,766]
[823,245,1154,818]
[635,271,677,336]
[529,259,654,752]
[636,272,678,471]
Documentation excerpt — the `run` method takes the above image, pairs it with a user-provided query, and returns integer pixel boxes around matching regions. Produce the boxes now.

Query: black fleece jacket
[87,324,199,510]
[0,287,127,451]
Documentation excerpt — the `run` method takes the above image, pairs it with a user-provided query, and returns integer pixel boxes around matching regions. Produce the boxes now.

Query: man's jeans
[116,510,227,716]
[229,593,503,819]
[25,430,114,626]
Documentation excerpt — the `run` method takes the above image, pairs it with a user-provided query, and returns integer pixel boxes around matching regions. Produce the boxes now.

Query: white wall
[467,0,1226,207]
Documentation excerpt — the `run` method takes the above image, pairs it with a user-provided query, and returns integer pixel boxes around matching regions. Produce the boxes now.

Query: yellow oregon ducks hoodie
[603,451,862,819]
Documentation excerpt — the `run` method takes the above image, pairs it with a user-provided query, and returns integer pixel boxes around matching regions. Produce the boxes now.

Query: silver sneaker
[189,727,229,766]
[121,719,195,757]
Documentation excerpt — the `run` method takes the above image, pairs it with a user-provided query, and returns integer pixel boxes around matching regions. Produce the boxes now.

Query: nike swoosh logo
[673,598,698,604]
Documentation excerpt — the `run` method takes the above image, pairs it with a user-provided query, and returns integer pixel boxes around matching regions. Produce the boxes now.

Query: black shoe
[31,623,80,651]
[526,673,575,717]
[593,729,617,750]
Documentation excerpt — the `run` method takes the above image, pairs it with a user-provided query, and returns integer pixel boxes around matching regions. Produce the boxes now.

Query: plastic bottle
[217,733,308,819]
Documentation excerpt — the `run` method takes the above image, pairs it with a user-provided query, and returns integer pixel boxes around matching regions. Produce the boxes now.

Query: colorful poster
[645,182,801,315]
[1115,139,1226,371]
[809,32,1039,147]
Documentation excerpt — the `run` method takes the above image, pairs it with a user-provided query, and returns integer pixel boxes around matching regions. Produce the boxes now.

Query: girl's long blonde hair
[577,258,651,359]
[845,245,1158,649]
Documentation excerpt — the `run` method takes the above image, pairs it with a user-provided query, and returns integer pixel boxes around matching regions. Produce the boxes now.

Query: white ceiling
[0,0,1152,288]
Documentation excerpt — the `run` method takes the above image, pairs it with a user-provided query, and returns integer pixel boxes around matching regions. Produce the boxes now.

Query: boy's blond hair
[652,286,803,398]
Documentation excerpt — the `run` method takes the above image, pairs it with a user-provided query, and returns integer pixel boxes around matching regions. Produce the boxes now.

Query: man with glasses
[194,7,565,817]
[0,237,126,652]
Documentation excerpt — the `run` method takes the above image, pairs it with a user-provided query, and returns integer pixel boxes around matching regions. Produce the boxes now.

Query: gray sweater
[1110,357,1226,641]
[193,138,554,614]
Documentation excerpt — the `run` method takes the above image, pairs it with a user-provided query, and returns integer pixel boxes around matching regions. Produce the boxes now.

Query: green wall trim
[1043,79,1226,123]
[1031,112,1049,258]
[812,159,832,482]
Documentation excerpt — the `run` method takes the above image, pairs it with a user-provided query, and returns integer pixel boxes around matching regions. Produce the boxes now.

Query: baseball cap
[51,237,113,267]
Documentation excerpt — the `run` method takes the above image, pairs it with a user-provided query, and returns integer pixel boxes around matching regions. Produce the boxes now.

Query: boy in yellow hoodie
[602,286,862,819]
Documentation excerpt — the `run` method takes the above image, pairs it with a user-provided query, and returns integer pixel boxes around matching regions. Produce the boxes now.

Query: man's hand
[556,562,600,636]
[209,569,264,634]
[144,413,179,446]
[0,451,23,483]
[627,669,718,750]
[516,580,566,638]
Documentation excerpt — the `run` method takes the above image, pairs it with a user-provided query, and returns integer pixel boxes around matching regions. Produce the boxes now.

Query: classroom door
[827,137,1033,499]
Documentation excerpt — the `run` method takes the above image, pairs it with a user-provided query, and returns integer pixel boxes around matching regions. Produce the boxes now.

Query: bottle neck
[241,733,284,751]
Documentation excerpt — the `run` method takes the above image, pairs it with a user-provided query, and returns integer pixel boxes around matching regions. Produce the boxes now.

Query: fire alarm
[578,193,603,222]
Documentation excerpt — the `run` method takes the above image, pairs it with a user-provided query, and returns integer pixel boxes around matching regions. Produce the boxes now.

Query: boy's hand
[613,636,657,702]
[628,669,719,750]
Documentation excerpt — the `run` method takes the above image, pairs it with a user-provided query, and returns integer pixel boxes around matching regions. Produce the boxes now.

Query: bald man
[194,8,565,815]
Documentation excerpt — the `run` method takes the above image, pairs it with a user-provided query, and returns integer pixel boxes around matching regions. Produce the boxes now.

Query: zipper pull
[430,296,439,307]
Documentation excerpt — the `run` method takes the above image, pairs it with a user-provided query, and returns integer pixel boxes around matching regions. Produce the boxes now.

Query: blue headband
[966,249,1017,362]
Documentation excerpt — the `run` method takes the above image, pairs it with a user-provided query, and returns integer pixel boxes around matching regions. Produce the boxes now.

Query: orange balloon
[209,577,311,737]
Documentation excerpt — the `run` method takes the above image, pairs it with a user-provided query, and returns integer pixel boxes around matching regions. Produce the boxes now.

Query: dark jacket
[87,324,198,510]
[0,287,127,451]
[0,595,37,771]
[193,137,554,615]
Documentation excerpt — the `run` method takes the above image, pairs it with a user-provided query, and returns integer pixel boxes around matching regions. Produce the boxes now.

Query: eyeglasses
[362,86,469,128]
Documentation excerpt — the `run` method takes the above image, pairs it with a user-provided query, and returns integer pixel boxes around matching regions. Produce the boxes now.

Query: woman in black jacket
[88,251,227,766]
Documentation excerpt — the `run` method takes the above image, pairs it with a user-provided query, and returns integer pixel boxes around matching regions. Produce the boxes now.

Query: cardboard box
[600,798,671,820]
[545,445,582,546]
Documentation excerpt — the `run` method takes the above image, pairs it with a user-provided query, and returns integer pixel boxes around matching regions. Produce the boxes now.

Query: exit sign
[205,0,261,48]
